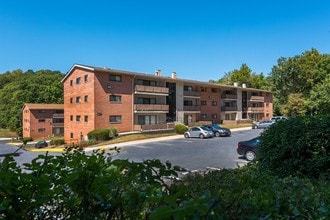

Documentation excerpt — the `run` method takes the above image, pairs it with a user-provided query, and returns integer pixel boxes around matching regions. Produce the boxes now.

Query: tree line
[0,69,64,135]
[0,48,329,135]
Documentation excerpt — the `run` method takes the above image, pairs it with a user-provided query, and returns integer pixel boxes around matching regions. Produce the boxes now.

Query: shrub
[22,137,32,145]
[109,127,118,138]
[258,115,330,179]
[87,129,111,141]
[175,123,188,134]
[51,138,64,146]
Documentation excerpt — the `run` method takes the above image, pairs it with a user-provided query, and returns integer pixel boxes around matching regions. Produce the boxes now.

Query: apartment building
[62,64,272,144]
[22,103,64,139]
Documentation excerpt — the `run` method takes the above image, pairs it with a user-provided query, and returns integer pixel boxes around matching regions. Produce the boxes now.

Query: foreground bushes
[0,148,329,219]
[175,123,188,134]
[258,115,330,179]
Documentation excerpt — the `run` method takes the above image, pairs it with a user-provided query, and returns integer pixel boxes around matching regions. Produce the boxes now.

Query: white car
[184,126,214,139]
[252,120,275,129]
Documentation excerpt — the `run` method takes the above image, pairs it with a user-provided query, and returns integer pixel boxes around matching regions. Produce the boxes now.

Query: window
[76,77,81,84]
[201,87,207,92]
[184,86,193,91]
[201,114,207,120]
[109,74,122,82]
[76,96,81,103]
[211,88,217,93]
[201,101,207,106]
[110,115,122,123]
[212,114,217,119]
[84,115,88,122]
[110,95,122,102]
[138,115,156,125]
[184,100,193,106]
[53,118,64,123]
[84,95,88,103]
[137,97,156,104]
[38,119,45,123]
[70,115,73,121]
[70,133,73,138]
[38,110,46,113]
[70,98,73,103]
[38,128,46,133]
[76,115,81,122]
[84,74,88,82]
[70,80,73,86]
[137,79,156,86]
[212,101,217,106]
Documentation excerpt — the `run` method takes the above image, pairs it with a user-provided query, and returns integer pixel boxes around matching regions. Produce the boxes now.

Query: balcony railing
[134,104,169,111]
[135,85,169,94]
[53,114,64,118]
[221,107,238,111]
[249,96,264,102]
[183,91,201,97]
[221,94,237,99]
[52,123,64,127]
[246,107,264,112]
[133,123,175,131]
[183,105,201,111]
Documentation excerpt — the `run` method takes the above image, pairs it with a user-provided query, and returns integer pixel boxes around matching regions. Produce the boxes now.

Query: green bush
[87,129,111,141]
[22,137,32,145]
[258,115,330,179]
[175,123,188,134]
[109,127,118,138]
[51,138,64,146]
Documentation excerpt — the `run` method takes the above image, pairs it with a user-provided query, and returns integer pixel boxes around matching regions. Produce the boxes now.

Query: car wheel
[184,133,189,138]
[199,134,205,139]
[214,132,220,137]
[245,151,256,161]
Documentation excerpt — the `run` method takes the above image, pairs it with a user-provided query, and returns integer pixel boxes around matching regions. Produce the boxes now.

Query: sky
[0,0,329,81]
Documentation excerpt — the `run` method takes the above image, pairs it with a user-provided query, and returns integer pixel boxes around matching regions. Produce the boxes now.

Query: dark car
[252,120,274,129]
[35,140,48,149]
[237,137,260,161]
[205,124,231,137]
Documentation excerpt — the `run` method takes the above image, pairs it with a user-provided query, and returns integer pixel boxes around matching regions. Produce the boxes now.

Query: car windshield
[200,126,211,131]
[211,125,221,129]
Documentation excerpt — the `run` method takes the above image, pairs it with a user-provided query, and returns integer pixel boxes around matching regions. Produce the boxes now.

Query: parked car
[237,137,260,161]
[205,124,231,137]
[184,126,214,139]
[35,140,48,149]
[252,120,274,129]
[271,116,287,122]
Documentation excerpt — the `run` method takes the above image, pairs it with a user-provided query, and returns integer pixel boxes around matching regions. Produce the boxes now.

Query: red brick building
[22,103,64,139]
[62,64,273,144]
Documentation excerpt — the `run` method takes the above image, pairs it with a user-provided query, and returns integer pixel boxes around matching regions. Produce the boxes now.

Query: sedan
[252,120,274,129]
[35,140,48,149]
[205,124,231,137]
[237,137,260,161]
[184,126,214,139]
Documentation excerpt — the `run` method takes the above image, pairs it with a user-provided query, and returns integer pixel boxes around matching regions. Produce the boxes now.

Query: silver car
[184,126,214,139]
[252,120,275,129]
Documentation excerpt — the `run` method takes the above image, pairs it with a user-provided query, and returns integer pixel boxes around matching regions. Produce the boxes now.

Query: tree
[281,93,307,116]
[308,75,330,115]
[216,64,269,89]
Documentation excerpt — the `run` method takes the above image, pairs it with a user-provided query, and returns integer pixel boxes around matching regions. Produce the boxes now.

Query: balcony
[221,94,237,99]
[134,104,169,112]
[249,96,264,102]
[183,91,201,98]
[133,123,175,131]
[183,105,201,112]
[221,107,238,112]
[135,85,169,95]
[245,107,264,112]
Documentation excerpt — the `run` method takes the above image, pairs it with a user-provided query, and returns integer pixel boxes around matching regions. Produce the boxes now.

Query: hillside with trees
[0,69,64,135]
[213,48,330,117]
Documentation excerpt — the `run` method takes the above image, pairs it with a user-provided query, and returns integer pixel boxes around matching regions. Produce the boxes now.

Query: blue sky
[1,0,329,81]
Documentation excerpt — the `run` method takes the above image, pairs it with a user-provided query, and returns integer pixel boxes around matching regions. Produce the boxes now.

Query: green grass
[0,129,18,138]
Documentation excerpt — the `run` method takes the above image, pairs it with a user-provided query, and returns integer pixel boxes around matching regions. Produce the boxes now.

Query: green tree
[269,48,330,115]
[0,69,64,134]
[308,74,330,115]
[281,93,307,116]
[216,64,269,89]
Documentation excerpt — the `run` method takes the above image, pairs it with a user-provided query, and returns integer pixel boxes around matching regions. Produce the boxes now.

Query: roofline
[62,64,272,93]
